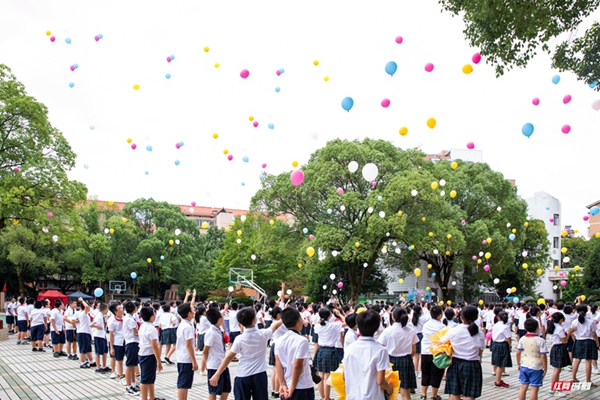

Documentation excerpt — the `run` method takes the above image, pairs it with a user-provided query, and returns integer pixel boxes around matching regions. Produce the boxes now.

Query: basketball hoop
[115,285,121,295]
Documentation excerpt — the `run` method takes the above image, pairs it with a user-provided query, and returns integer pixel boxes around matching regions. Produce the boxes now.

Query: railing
[546,268,583,281]
[229,268,267,301]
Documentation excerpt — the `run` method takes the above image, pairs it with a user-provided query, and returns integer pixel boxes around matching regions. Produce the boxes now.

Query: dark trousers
[233,371,268,400]
[421,354,445,389]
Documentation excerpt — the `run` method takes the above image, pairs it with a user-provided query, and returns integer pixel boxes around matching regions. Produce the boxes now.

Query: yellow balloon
[298,263,303,269]
[269,220,274,225]
[127,138,133,143]
[223,149,229,155]
[561,231,568,237]
[313,60,319,66]
[249,116,254,121]
[511,287,517,293]
[133,84,140,90]
[397,211,403,216]
[45,30,51,36]
[477,259,482,264]
[147,258,152,263]
[201,222,209,229]
[426,117,436,129]
[428,232,434,237]
[230,221,235,226]
[596,232,600,238]
[121,218,127,223]
[561,247,568,254]
[427,264,432,269]
[487,238,492,243]
[214,63,220,68]
[422,217,426,222]
[581,295,586,302]
[225,227,230,233]
[485,252,491,259]
[439,301,444,306]
[537,298,546,305]
[524,222,529,227]
[447,234,452,239]
[536,269,542,275]
[109,228,114,234]
[426,287,430,291]
[414,268,421,277]
[445,251,451,255]
[108,201,114,206]
[399,126,408,136]
[554,266,559,271]
[574,265,581,271]
[447,300,452,305]
[450,190,457,198]
[237,230,242,236]
[306,247,315,257]
[478,300,484,305]
[462,64,474,74]
[169,240,174,245]
[522,263,528,269]
[431,182,439,190]
[399,279,404,284]
[212,133,219,139]
[512,229,516,233]
[355,242,360,248]
[203,46,210,52]
[575,229,579,234]
[324,76,329,82]
[292,160,299,168]
[451,162,458,170]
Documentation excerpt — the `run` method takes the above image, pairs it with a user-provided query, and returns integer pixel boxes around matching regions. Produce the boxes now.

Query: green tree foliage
[562,236,593,268]
[439,1,600,87]
[582,238,600,299]
[561,270,587,302]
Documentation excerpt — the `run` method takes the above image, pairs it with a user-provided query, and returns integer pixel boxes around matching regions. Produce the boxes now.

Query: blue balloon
[431,273,436,277]
[241,182,245,186]
[69,82,74,88]
[166,73,171,79]
[378,196,382,201]
[242,156,249,163]
[179,141,184,146]
[135,212,141,218]
[232,217,236,221]
[144,171,149,175]
[146,145,153,151]
[130,272,137,279]
[341,97,354,112]
[73,63,79,69]
[160,255,165,260]
[268,123,274,129]
[552,74,560,84]
[174,160,180,166]
[545,206,550,210]
[259,174,265,180]
[521,123,534,138]
[385,61,398,77]
[327,209,332,214]
[509,233,516,241]
[590,81,598,89]
[170,55,175,60]
[98,34,103,39]
[279,68,285,73]
[302,228,308,234]
[591,206,600,216]
[65,37,72,44]
[275,87,280,93]
[94,288,103,297]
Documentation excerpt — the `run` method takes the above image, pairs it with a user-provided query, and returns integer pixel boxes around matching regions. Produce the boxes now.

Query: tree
[439,1,600,88]
[582,238,600,299]
[562,236,593,269]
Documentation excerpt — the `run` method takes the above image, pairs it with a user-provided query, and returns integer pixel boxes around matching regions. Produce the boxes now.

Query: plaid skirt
[445,358,482,399]
[572,339,598,361]
[416,333,423,354]
[491,341,512,368]
[550,344,571,368]
[197,333,205,352]
[268,343,276,366]
[390,355,417,389]
[161,328,177,345]
[311,327,319,343]
[314,346,339,373]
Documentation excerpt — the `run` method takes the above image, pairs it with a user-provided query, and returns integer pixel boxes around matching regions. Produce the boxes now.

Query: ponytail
[412,305,422,327]
[461,305,480,337]
[497,311,508,325]
[576,305,588,324]
[319,307,331,326]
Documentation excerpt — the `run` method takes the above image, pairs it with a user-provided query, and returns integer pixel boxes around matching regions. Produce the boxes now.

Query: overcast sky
[1,1,599,236]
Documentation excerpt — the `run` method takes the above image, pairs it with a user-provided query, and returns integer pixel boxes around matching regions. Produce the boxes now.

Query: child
[29,301,47,352]
[411,305,429,379]
[491,311,512,389]
[107,302,125,380]
[123,301,141,396]
[73,298,95,368]
[5,297,15,334]
[15,297,28,345]
[547,312,571,395]
[268,306,287,398]
[159,304,177,364]
[516,318,548,400]
[343,309,393,400]
[63,300,78,359]
[274,307,316,400]
[563,305,577,364]
[569,305,599,386]
[378,307,418,400]
[419,305,446,400]
[516,305,529,340]
[195,305,210,355]
[228,302,240,344]
[440,305,486,400]
[202,308,231,400]
[138,306,164,400]
[344,313,358,348]
[209,306,283,400]
[90,303,109,373]
[176,302,198,400]
[50,299,66,357]
[314,307,345,400]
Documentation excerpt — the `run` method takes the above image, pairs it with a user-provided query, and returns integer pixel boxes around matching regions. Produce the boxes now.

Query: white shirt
[564,312,578,330]
[413,314,430,334]
[440,324,485,361]
[421,319,446,355]
[272,323,288,343]
[64,307,78,330]
[204,325,226,370]
[50,308,64,332]
[74,310,91,334]
[517,310,528,329]
[314,320,343,347]
[229,310,240,332]
[107,316,125,346]
[378,323,418,357]
[123,314,139,344]
[571,317,596,341]
[550,324,567,346]
[92,313,106,339]
[155,309,164,327]
[342,337,389,400]
[159,312,176,330]
[230,326,273,377]
[16,303,27,321]
[196,315,211,335]
[176,319,195,364]
[492,321,511,343]
[345,328,358,349]
[30,308,46,327]
[275,330,313,390]
[516,334,548,370]
[8,302,17,316]
[139,321,158,356]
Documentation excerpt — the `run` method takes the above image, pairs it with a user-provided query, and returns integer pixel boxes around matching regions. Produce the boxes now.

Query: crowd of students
[3,291,600,400]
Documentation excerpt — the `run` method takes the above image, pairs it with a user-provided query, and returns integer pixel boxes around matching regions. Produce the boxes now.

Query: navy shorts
[234,371,268,400]
[286,388,316,400]
[125,342,139,367]
[94,337,108,355]
[30,325,44,341]
[66,330,77,343]
[17,320,28,332]
[208,368,232,395]
[44,325,50,335]
[229,331,241,344]
[6,315,14,325]
[77,332,92,354]
[177,363,195,389]
[139,355,157,384]
[51,331,66,345]
[111,344,125,361]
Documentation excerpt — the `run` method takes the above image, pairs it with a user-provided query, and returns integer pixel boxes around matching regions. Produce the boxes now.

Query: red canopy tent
[37,290,68,309]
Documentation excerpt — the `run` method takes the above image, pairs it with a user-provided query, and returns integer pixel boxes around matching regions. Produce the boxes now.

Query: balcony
[547,268,583,282]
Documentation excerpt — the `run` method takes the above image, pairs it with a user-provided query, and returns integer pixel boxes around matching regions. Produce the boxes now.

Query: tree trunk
[17,268,25,297]
[349,261,360,303]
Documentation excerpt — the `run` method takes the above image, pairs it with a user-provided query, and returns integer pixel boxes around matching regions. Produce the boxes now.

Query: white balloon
[310,132,319,140]
[240,215,246,222]
[433,249,439,254]
[175,229,181,236]
[363,263,368,268]
[395,248,401,254]
[479,251,484,257]
[411,190,418,197]
[506,288,511,294]
[330,274,335,280]
[340,205,346,211]
[286,289,292,295]
[52,235,59,242]
[497,207,502,211]
[277,290,282,296]
[189,207,195,213]
[563,257,570,263]
[440,191,445,197]
[104,228,109,234]
[251,254,256,260]
[592,99,600,111]
[228,286,234,292]
[493,278,500,284]
[381,248,387,253]
[332,251,338,257]
[368,207,374,214]
[236,239,242,244]
[322,285,327,290]
[379,211,386,218]
[348,161,359,173]
[205,191,211,197]
[522,251,528,257]
[175,239,180,245]
[553,285,558,290]
[506,223,511,228]
[332,290,337,294]
[362,163,379,181]
[439,179,446,187]
[452,281,456,286]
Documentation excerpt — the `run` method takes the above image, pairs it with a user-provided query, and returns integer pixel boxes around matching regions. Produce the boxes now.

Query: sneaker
[501,372,510,376]
[16,341,21,345]
[164,357,174,365]
[59,351,68,357]
[110,372,119,379]
[120,377,128,386]
[89,361,97,367]
[53,352,60,358]
[416,371,422,379]
[593,366,600,374]
[272,392,279,399]
[32,348,38,352]
[432,396,442,400]
[38,349,46,353]
[500,380,510,388]
[102,367,111,372]
[565,366,573,371]
[95,368,104,373]
[125,387,137,396]
[419,396,426,400]
[80,363,90,369]
[133,385,140,392]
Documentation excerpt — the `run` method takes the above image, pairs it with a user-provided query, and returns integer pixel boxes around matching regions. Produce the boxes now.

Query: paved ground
[0,323,599,399]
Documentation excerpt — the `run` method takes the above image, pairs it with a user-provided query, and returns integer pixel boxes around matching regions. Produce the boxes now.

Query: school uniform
[441,324,486,398]
[571,318,598,360]
[107,315,125,361]
[42,307,51,336]
[269,323,288,366]
[301,310,312,336]
[420,319,447,389]
[275,330,315,400]
[64,307,78,343]
[196,314,211,351]
[342,336,390,400]
[516,333,548,388]
[516,310,528,339]
[92,313,108,355]
[491,321,512,367]
[344,328,358,349]
[310,313,319,343]
[74,309,92,354]
[29,308,46,342]
[205,325,231,395]
[229,310,241,343]
[230,326,273,400]
[176,319,195,389]
[123,314,140,367]
[16,303,28,332]
[138,321,159,384]
[50,308,65,345]
[314,320,343,373]
[564,312,578,352]
[550,324,571,368]
[377,322,418,390]
[159,312,176,345]
[413,314,429,354]
[5,302,14,326]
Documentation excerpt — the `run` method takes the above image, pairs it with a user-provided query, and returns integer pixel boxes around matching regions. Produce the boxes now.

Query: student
[90,303,110,373]
[159,304,177,364]
[195,305,210,355]
[491,311,512,389]
[274,307,316,400]
[547,312,571,395]
[516,318,548,400]
[314,307,344,400]
[107,302,125,380]
[516,305,529,340]
[15,297,28,345]
[228,302,241,344]
[202,308,231,400]
[377,307,418,400]
[569,305,599,386]
[137,306,164,400]
[562,305,577,364]
[29,301,47,352]
[440,305,486,400]
[63,300,79,359]
[176,302,198,400]
[343,309,393,400]
[344,313,358,349]
[72,298,95,368]
[444,308,457,329]
[269,306,287,398]
[42,299,52,348]
[50,299,66,357]
[24,297,34,341]
[418,305,446,400]
[5,298,15,334]
[210,306,283,400]
[123,301,141,396]
[412,305,429,379]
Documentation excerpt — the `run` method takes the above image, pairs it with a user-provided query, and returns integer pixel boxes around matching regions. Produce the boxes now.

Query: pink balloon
[337,188,344,195]
[483,265,490,272]
[70,65,75,71]
[191,202,196,207]
[563,95,572,104]
[131,144,137,150]
[240,69,250,79]
[472,256,477,261]
[532,98,540,106]
[253,121,258,127]
[424,63,434,72]
[561,125,571,134]
[395,36,403,44]
[381,99,390,108]
[47,212,53,218]
[584,215,590,221]
[167,57,171,62]
[549,218,554,223]
[94,35,99,42]
[14,167,20,172]
[50,36,55,42]
[461,220,466,225]
[472,53,482,64]
[560,280,567,287]
[262,163,267,168]
[175,143,181,149]
[486,332,492,340]
[337,282,344,288]
[276,70,281,76]
[482,240,487,245]
[559,271,564,277]
[309,235,314,240]
[290,169,305,186]
[227,155,233,161]
[592,99,600,111]
[372,182,377,187]
[466,142,475,149]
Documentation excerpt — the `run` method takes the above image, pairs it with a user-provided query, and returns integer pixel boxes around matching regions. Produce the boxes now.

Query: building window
[553,260,559,268]
[198,219,214,227]
[553,237,559,248]
[553,214,559,226]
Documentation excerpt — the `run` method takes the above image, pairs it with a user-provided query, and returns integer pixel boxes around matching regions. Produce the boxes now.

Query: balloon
[147,258,152,263]
[330,274,335,280]
[381,99,390,108]
[362,163,379,181]
[485,252,491,259]
[450,162,458,170]
[522,123,534,138]
[379,211,386,218]
[414,268,421,277]
[411,190,418,197]
[483,265,490,272]
[312,60,319,66]
[563,95,572,104]
[227,155,233,161]
[561,247,568,254]
[511,287,517,293]
[69,82,74,88]
[133,84,140,90]
[584,215,590,221]
[399,126,408,136]
[536,269,543,275]
[450,190,457,198]
[324,76,329,82]
[131,144,137,150]
[506,288,512,294]
[462,64,473,74]
[214,63,220,68]
[592,100,600,111]
[242,156,249,163]
[341,97,354,112]
[509,234,515,241]
[522,263,528,269]
[385,61,398,76]
[50,36,55,42]
[561,125,571,134]
[292,161,299,168]
[472,53,482,64]
[174,160,180,166]
[46,30,51,36]
[268,123,274,129]
[552,75,561,84]
[94,35,100,41]
[290,170,305,186]
[348,161,359,173]
[240,69,250,79]
[532,98,540,106]
[355,242,360,248]
[337,282,343,288]
[201,222,208,229]
[431,182,439,190]
[395,36,403,44]
[65,37,72,44]
[94,288,103,297]
[581,295,587,301]
[431,273,436,277]
[513,298,519,304]
[253,121,258,127]
[166,73,171,79]
[302,228,308,234]
[131,272,137,279]
[493,278,500,284]
[426,118,436,129]
[398,279,404,284]
[52,235,59,242]
[424,63,434,72]
[176,143,181,149]
[307,247,315,257]
[167,56,172,62]
[175,229,181,236]
[560,280,567,287]
[591,206,600,216]
[70,65,75,71]
[466,142,475,149]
